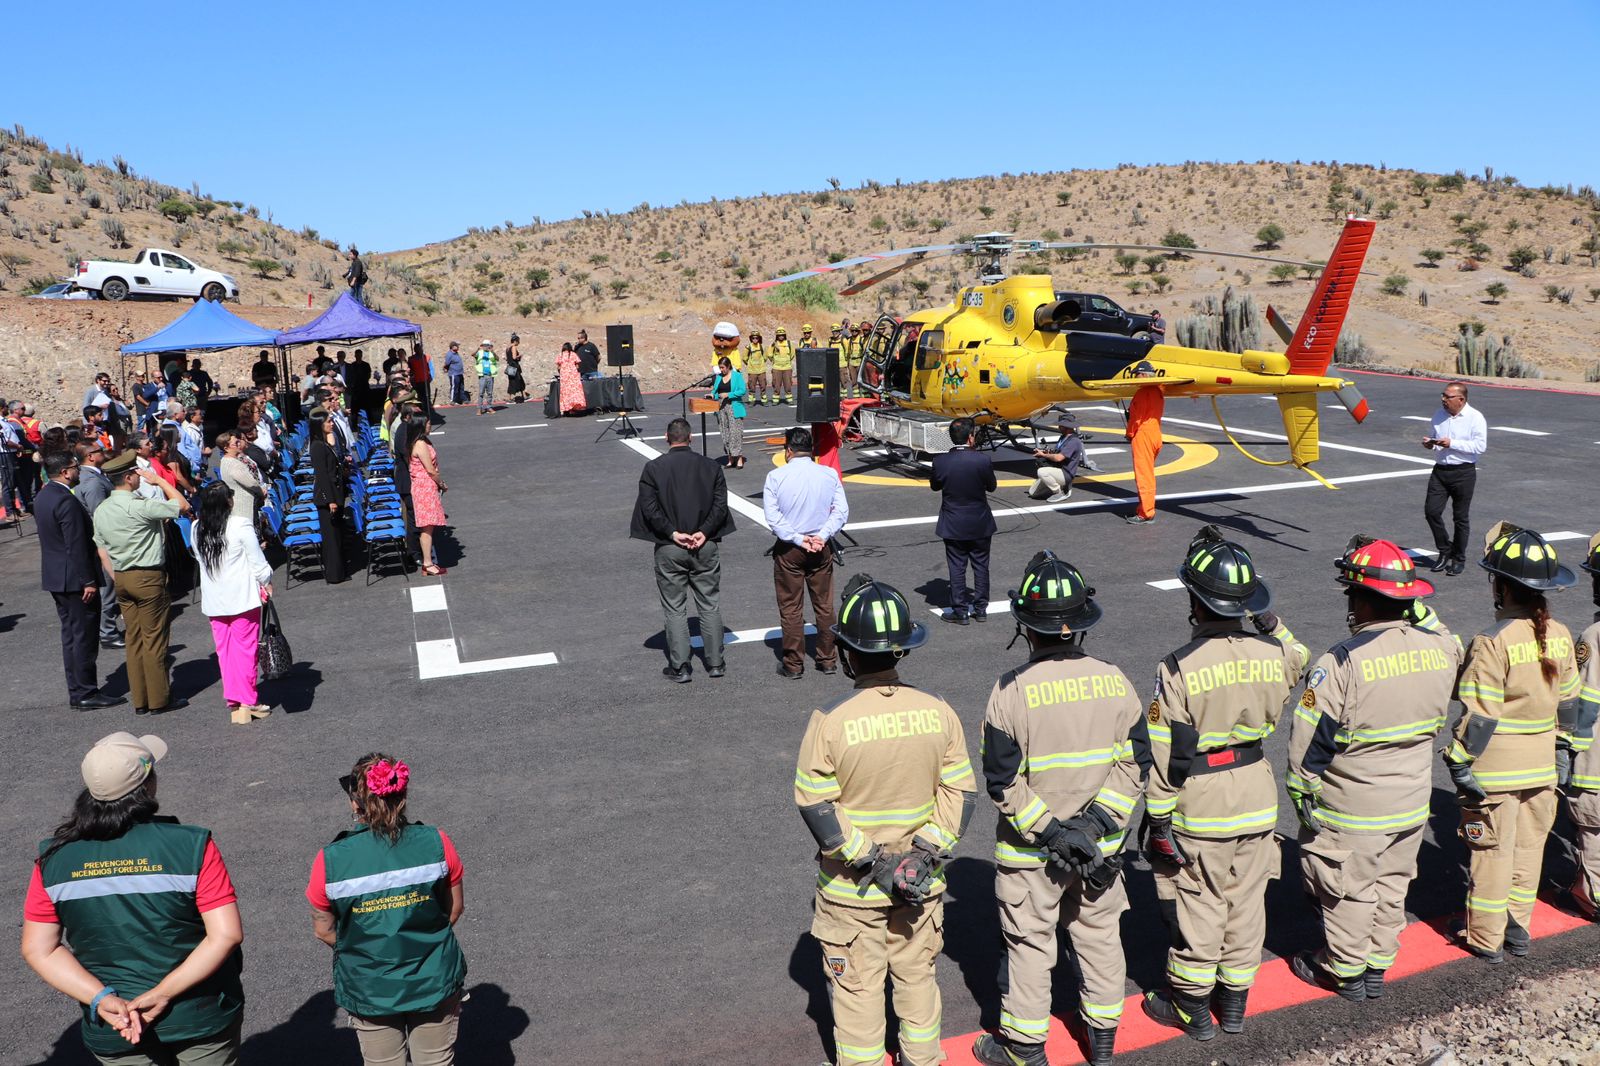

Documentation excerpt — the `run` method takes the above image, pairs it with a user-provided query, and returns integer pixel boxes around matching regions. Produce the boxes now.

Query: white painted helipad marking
[622,437,770,529]
[1402,416,1432,423]
[1492,426,1550,437]
[1147,578,1186,591]
[596,414,648,420]
[642,430,722,441]
[689,624,816,649]
[416,638,558,679]
[1156,414,1436,466]
[409,586,448,613]
[845,468,1430,531]
[927,599,1012,618]
[494,423,548,431]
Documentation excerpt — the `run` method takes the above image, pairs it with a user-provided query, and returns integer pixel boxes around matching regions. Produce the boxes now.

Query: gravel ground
[1277,967,1600,1066]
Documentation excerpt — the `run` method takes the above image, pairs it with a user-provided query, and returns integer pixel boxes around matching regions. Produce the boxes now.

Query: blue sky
[8,0,1595,252]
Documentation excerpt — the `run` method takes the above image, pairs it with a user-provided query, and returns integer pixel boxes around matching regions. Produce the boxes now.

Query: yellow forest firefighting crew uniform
[770,330,795,404]
[1143,527,1305,1041]
[744,337,769,405]
[1447,524,1581,960]
[1286,538,1463,1000]
[795,576,976,1066]
[975,553,1144,1066]
[1564,534,1600,918]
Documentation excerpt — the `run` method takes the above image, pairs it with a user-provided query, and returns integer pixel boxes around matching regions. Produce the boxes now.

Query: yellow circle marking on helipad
[767,426,1218,486]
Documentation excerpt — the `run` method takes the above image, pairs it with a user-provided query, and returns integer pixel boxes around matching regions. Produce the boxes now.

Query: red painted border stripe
[921,899,1585,1065]
[1348,367,1600,398]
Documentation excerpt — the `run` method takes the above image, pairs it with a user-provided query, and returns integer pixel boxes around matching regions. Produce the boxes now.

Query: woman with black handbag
[194,481,274,725]
[504,333,527,403]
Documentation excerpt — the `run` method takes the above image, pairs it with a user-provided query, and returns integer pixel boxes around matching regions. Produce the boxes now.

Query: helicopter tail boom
[1285,216,1376,377]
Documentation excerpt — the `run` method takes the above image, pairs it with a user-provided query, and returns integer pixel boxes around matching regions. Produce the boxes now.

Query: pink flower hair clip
[365,759,410,797]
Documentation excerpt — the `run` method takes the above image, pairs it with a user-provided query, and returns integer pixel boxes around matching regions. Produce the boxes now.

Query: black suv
[1051,292,1162,339]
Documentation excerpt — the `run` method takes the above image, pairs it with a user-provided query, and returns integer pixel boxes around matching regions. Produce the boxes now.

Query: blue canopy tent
[118,299,286,431]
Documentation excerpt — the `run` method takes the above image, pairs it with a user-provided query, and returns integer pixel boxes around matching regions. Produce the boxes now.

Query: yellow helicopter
[745,217,1376,483]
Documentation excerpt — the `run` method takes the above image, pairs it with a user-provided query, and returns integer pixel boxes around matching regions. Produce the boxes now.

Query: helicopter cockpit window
[886,323,920,394]
[915,329,945,370]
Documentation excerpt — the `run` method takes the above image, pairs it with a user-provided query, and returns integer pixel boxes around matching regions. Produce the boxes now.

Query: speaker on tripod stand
[595,324,640,440]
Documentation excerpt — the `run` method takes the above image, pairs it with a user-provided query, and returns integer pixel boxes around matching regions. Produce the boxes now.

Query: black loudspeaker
[605,324,635,367]
[795,348,840,423]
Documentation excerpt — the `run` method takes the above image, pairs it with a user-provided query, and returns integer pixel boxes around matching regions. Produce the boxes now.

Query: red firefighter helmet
[1335,536,1434,599]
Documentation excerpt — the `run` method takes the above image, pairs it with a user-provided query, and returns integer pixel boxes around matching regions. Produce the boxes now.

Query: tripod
[594,365,640,441]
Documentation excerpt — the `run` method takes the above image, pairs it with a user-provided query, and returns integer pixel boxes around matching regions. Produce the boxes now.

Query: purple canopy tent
[275,293,423,419]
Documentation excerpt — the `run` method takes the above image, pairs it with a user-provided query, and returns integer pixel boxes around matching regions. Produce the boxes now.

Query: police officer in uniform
[795,575,976,1066]
[1142,526,1306,1040]
[973,553,1145,1066]
[1446,523,1581,961]
[1286,537,1463,999]
[1563,533,1600,918]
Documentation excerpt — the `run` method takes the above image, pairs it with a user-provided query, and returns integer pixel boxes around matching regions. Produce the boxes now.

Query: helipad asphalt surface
[1,369,1596,1065]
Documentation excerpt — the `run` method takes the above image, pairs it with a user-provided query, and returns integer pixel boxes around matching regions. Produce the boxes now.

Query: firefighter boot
[1142,987,1216,1041]
[1085,1025,1117,1066]
[971,1033,1049,1066]
[1364,968,1386,999]
[1211,984,1250,1033]
[1503,918,1530,957]
[1290,952,1364,1001]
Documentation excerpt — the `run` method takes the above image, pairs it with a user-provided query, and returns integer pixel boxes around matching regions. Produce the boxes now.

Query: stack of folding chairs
[351,415,409,583]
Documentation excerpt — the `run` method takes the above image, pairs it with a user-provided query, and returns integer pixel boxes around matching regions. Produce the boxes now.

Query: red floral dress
[557,350,586,414]
[409,440,446,527]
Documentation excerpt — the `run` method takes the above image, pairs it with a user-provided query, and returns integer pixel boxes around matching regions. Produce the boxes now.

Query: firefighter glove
[1289,788,1320,835]
[1557,745,1573,788]
[1444,756,1488,802]
[852,844,900,898]
[1039,817,1102,867]
[1250,610,1281,635]
[1143,817,1190,867]
[892,843,942,905]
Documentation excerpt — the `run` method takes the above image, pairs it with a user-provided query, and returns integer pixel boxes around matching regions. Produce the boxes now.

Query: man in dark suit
[631,417,735,682]
[930,417,997,625]
[37,450,126,709]
[72,440,123,647]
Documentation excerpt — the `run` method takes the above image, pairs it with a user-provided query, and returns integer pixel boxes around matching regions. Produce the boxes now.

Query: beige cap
[81,732,167,801]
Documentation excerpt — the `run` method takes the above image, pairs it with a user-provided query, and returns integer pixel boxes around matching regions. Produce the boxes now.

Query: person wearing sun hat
[308,753,468,1065]
[710,321,744,375]
[22,732,246,1062]
[474,339,498,416]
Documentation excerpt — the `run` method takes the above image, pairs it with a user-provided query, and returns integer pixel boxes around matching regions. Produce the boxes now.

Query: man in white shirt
[762,427,849,679]
[1422,381,1488,576]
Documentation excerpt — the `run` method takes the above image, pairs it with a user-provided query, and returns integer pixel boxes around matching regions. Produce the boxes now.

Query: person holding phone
[1422,382,1488,576]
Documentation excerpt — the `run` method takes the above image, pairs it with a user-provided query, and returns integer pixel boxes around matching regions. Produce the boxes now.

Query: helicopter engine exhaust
[1032,299,1082,332]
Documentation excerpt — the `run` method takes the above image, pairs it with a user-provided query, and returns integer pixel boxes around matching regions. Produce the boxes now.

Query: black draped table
[544,375,643,416]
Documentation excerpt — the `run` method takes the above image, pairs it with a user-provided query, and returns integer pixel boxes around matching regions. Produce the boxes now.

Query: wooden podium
[689,396,720,455]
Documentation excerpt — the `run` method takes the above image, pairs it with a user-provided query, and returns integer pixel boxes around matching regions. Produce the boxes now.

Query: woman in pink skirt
[556,342,586,415]
[406,412,449,576]
[194,481,274,724]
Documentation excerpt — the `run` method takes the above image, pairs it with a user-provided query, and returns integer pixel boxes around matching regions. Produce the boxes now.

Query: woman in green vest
[308,752,467,1065]
[22,731,246,1064]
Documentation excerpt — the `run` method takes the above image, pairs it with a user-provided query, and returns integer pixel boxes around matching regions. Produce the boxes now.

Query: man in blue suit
[930,417,997,625]
[37,450,125,709]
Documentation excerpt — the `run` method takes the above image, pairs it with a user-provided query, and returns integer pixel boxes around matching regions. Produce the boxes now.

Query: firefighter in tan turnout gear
[1285,537,1463,1000]
[1564,533,1600,919]
[972,552,1145,1066]
[1141,526,1306,1042]
[794,574,977,1066]
[1446,523,1581,962]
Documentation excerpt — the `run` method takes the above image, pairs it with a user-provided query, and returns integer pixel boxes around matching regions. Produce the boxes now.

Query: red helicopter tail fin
[1286,216,1375,376]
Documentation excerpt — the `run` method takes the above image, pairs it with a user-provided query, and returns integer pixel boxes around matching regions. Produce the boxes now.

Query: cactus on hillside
[1453,328,1540,378]
[1174,286,1261,352]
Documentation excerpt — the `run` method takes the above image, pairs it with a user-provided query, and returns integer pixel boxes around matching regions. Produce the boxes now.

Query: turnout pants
[1154,832,1275,995]
[811,894,944,1066]
[1130,426,1161,519]
[1565,788,1600,899]
[51,590,100,701]
[1299,824,1423,976]
[773,541,837,672]
[654,540,724,671]
[1460,786,1557,952]
[1424,464,1476,562]
[112,568,171,711]
[996,863,1128,1041]
[943,537,991,616]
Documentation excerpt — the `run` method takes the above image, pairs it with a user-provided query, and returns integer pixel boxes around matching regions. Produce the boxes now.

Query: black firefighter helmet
[1177,524,1272,617]
[1580,530,1600,577]
[833,574,929,653]
[1009,550,1103,635]
[1479,522,1577,591]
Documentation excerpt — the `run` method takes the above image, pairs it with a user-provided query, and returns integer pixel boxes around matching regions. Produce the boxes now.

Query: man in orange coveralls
[1125,361,1163,525]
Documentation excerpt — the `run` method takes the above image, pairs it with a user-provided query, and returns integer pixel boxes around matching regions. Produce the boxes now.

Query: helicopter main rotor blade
[838,256,934,296]
[1023,242,1351,273]
[742,243,970,291]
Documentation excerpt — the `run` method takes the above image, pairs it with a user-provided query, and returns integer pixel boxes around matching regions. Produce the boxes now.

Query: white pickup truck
[72,248,240,303]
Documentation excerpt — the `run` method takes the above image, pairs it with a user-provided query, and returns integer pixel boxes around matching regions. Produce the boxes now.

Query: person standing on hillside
[346,247,369,307]
[1422,381,1488,577]
[1124,362,1164,525]
[575,330,603,380]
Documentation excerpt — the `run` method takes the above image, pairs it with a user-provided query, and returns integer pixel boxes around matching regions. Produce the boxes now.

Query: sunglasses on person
[338,773,357,795]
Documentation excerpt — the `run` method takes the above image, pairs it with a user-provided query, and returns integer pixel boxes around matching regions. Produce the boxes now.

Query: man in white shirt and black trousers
[1422,380,1488,576]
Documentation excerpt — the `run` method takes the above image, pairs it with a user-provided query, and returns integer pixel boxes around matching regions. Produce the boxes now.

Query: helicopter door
[857,314,900,396]
[910,328,946,404]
